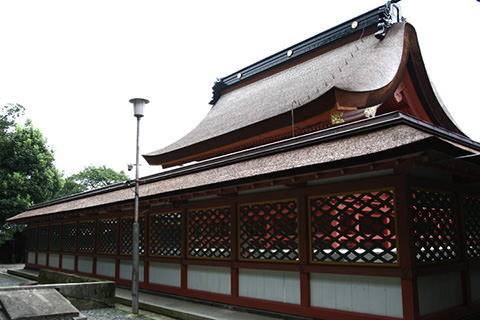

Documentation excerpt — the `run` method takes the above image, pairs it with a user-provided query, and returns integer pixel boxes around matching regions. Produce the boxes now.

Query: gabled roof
[144,5,463,168]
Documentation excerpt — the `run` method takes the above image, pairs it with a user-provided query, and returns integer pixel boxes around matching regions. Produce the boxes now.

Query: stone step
[0,288,82,320]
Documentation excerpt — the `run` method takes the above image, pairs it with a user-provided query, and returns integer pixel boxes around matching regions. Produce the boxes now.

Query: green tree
[0,104,62,244]
[57,165,129,197]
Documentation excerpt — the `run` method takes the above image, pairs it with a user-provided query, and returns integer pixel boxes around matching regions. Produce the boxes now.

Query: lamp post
[129,97,149,314]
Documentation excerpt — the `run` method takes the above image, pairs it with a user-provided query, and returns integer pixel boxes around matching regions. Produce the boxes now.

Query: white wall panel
[119,260,144,282]
[48,253,59,268]
[471,266,480,301]
[27,252,36,265]
[239,268,300,304]
[310,273,402,318]
[62,255,75,270]
[188,265,230,295]
[418,271,463,316]
[37,253,47,266]
[77,256,93,274]
[96,258,116,278]
[149,262,181,287]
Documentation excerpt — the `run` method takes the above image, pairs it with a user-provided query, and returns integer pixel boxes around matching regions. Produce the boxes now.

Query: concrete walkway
[115,287,286,320]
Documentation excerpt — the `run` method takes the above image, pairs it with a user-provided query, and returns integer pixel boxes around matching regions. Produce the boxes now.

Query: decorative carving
[363,106,378,118]
[330,112,345,125]
[188,207,231,259]
[375,0,405,40]
[239,200,299,261]
[209,79,227,105]
[310,190,397,264]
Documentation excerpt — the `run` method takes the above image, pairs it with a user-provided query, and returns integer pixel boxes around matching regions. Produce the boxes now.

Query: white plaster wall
[310,273,403,318]
[37,252,47,266]
[239,268,300,304]
[27,252,36,265]
[119,260,144,282]
[417,271,463,316]
[471,266,480,302]
[96,258,116,278]
[48,253,59,268]
[149,262,181,287]
[77,256,93,274]
[188,265,230,295]
[62,255,75,270]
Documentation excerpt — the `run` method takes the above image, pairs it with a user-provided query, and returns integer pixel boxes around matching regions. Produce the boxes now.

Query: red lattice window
[239,200,298,261]
[188,207,231,259]
[27,227,37,250]
[62,223,76,251]
[120,216,145,255]
[150,212,181,257]
[310,190,397,264]
[78,221,95,253]
[463,195,480,258]
[98,218,118,254]
[49,225,61,251]
[412,189,458,263]
[38,226,49,250]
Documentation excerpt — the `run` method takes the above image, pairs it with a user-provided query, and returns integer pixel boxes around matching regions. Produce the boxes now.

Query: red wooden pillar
[181,207,188,290]
[297,193,310,308]
[92,218,98,276]
[395,175,420,320]
[231,202,239,298]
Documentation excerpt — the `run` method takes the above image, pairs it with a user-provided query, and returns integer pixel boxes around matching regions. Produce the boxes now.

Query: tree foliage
[1,104,129,246]
[57,165,129,198]
[0,104,63,244]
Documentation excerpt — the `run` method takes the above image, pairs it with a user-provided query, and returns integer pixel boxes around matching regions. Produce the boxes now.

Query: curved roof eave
[144,22,466,168]
[145,23,408,167]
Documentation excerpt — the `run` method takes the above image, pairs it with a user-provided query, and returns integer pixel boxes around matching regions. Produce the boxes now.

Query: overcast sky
[1,1,479,178]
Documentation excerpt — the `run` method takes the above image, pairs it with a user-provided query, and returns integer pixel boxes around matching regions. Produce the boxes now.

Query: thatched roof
[144,21,461,168]
[9,113,480,222]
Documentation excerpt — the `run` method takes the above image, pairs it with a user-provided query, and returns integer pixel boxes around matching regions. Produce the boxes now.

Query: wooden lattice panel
[27,227,37,250]
[412,189,458,263]
[78,221,95,253]
[98,218,118,254]
[150,212,181,257]
[38,226,49,250]
[239,200,298,261]
[464,195,480,258]
[120,216,145,255]
[310,190,397,264]
[49,225,61,251]
[188,207,231,259]
[62,223,76,252]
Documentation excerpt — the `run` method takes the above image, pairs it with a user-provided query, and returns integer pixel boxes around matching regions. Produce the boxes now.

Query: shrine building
[9,2,480,320]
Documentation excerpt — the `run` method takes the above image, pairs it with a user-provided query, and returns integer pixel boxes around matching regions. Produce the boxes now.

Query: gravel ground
[81,304,176,320]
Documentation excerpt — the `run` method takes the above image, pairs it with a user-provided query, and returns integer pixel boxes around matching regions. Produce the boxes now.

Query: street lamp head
[129,98,150,118]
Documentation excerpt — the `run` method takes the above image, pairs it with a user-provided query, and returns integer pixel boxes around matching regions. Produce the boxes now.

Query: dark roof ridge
[209,1,405,105]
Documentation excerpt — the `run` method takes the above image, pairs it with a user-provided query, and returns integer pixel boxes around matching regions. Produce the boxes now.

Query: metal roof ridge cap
[209,4,386,104]
[395,112,480,149]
